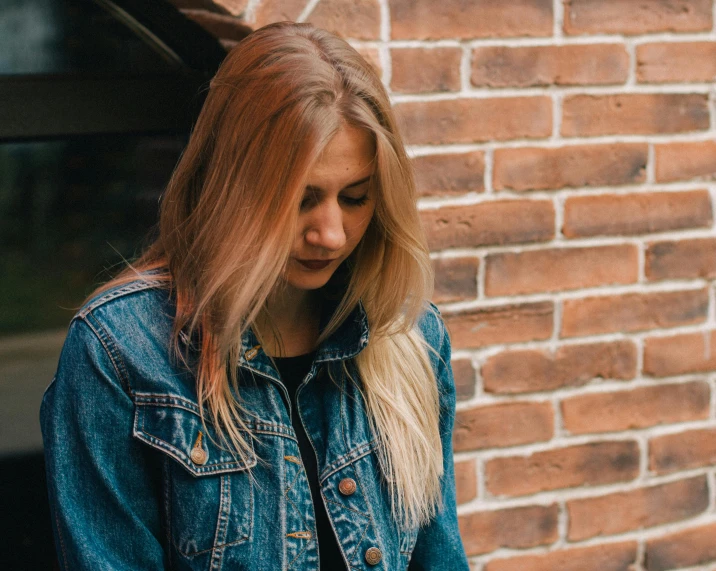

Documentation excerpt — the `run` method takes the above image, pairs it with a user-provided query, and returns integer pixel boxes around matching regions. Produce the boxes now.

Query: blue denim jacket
[40,277,469,570]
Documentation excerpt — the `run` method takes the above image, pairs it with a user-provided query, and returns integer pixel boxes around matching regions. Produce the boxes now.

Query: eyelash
[300,195,369,209]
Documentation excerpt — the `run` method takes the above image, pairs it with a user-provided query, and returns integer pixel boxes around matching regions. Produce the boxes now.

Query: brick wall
[174,1,716,569]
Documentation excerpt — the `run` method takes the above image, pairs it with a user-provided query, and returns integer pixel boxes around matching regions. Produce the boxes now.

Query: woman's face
[284,123,377,292]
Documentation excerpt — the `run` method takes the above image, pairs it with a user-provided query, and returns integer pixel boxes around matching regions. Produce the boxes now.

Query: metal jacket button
[338,477,357,496]
[364,547,382,565]
[190,432,208,465]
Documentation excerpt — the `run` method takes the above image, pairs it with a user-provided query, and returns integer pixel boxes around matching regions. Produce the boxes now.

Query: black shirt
[273,352,348,571]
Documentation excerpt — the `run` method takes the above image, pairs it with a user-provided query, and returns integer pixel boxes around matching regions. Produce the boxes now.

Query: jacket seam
[79,314,132,395]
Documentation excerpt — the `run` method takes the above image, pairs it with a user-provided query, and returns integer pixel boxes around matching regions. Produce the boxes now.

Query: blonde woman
[41,22,469,570]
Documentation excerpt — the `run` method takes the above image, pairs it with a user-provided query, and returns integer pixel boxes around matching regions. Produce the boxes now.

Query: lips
[296,259,334,270]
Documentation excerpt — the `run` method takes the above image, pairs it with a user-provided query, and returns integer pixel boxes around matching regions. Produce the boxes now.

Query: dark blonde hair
[96,22,441,528]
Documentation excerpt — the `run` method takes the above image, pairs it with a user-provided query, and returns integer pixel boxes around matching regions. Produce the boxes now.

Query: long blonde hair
[95,22,442,528]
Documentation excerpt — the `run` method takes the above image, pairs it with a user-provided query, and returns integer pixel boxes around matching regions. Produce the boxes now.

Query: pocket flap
[133,393,256,476]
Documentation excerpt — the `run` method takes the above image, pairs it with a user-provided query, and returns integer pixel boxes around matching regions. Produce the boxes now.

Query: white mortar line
[626,39,637,87]
[391,84,714,103]
[460,43,472,92]
[483,147,494,194]
[477,252,486,300]
[243,0,262,24]
[377,0,391,89]
[646,142,656,184]
[296,0,320,22]
[637,239,646,283]
[637,434,649,480]
[553,0,564,41]
[551,93,562,140]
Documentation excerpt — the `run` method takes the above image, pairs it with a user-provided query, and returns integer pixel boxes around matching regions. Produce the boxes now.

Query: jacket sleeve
[409,308,470,570]
[40,317,167,570]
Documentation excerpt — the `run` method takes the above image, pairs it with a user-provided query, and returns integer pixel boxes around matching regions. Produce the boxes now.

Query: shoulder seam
[78,279,164,318]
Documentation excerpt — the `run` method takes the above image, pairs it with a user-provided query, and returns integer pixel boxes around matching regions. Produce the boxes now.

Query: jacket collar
[237,298,370,380]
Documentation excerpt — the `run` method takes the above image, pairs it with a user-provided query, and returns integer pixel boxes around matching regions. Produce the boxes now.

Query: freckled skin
[282,124,377,294]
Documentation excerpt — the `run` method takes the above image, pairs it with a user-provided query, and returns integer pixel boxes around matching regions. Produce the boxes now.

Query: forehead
[307,124,376,185]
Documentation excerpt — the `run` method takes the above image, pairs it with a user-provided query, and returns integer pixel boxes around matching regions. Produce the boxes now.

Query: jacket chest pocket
[132,396,256,560]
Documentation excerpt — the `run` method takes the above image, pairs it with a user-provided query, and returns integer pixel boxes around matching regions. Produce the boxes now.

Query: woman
[41,22,469,570]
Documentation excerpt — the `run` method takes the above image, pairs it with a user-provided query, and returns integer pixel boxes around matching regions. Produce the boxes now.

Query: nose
[304,200,346,252]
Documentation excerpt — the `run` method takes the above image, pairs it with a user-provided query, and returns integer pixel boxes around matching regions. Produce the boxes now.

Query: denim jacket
[40,277,469,570]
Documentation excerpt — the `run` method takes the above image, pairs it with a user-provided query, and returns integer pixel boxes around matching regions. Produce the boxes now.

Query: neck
[255,286,321,357]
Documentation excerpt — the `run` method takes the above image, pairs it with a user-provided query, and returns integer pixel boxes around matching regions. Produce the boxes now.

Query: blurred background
[2,1,716,570]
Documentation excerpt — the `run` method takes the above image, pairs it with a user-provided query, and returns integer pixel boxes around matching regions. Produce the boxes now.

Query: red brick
[455,459,478,504]
[568,477,708,541]
[494,144,647,192]
[646,238,716,281]
[472,44,628,88]
[482,340,637,394]
[413,152,485,197]
[444,302,553,349]
[485,441,639,497]
[308,0,380,40]
[422,200,554,251]
[562,289,708,337]
[253,0,306,27]
[646,523,716,571]
[396,97,552,145]
[433,257,478,304]
[562,94,710,137]
[452,359,476,401]
[485,245,638,296]
[564,0,713,35]
[391,48,461,93]
[182,10,252,41]
[485,541,638,571]
[655,141,716,182]
[650,428,716,474]
[453,401,553,452]
[563,190,713,238]
[638,42,716,83]
[391,0,553,40]
[562,381,711,434]
[459,504,558,556]
[644,330,716,377]
[210,0,248,15]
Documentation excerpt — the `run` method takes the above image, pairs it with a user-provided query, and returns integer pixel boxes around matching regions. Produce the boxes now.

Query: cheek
[346,210,375,243]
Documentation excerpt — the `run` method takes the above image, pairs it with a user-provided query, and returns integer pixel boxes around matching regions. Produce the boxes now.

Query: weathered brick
[646,523,716,571]
[444,302,553,349]
[396,97,552,145]
[646,238,716,281]
[391,48,461,93]
[493,144,647,192]
[413,152,485,197]
[455,459,478,504]
[459,504,558,556]
[391,0,553,40]
[655,141,716,182]
[485,441,639,497]
[562,381,711,434]
[644,330,716,377]
[433,257,478,304]
[182,10,252,41]
[482,340,637,394]
[485,245,638,296]
[452,359,476,401]
[638,42,716,83]
[650,428,716,474]
[562,190,713,238]
[568,477,708,541]
[209,0,249,16]
[646,526,716,571]
[562,94,710,137]
[485,541,638,571]
[421,200,555,251]
[454,401,553,452]
[563,0,713,35]
[253,0,305,27]
[308,0,380,40]
[562,289,709,337]
[472,44,628,87]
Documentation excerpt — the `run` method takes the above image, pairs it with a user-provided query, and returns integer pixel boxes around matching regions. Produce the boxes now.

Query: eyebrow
[305,175,371,193]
